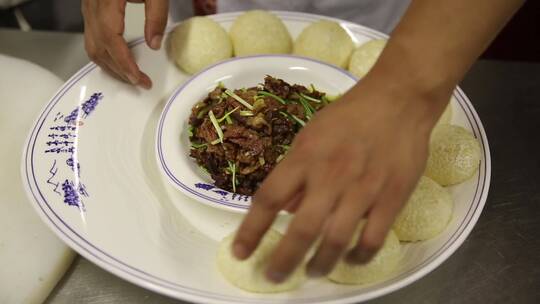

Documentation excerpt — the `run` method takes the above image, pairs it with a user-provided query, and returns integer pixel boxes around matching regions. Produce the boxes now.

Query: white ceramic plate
[157,55,358,212]
[22,11,491,304]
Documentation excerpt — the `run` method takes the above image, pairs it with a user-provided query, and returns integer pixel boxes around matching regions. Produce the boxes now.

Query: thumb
[144,0,169,50]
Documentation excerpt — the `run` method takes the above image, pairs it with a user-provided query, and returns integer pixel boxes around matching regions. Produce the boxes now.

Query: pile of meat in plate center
[188,76,332,195]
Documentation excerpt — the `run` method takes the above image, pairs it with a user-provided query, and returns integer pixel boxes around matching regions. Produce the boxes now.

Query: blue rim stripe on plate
[23,12,490,303]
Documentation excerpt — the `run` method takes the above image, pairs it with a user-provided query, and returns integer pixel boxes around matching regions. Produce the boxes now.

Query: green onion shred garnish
[227,160,237,193]
[240,110,254,116]
[297,96,314,119]
[278,145,290,151]
[225,89,254,110]
[199,166,209,174]
[300,93,321,103]
[280,111,306,127]
[197,105,210,119]
[326,94,341,102]
[218,106,240,123]
[257,91,287,105]
[208,110,224,144]
[321,95,329,105]
[190,142,207,149]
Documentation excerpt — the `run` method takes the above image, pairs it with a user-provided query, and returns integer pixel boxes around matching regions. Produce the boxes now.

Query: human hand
[232,75,447,282]
[82,0,169,88]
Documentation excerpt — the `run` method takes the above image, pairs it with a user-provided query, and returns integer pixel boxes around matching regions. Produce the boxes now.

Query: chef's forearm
[367,0,523,113]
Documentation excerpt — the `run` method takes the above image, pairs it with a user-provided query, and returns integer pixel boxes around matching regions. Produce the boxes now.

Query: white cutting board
[0,54,75,304]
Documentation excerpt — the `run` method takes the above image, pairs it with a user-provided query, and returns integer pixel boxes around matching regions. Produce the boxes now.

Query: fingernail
[139,74,152,90]
[151,35,162,50]
[306,267,324,278]
[346,249,373,264]
[232,243,248,260]
[140,80,152,90]
[266,270,286,283]
[127,74,139,85]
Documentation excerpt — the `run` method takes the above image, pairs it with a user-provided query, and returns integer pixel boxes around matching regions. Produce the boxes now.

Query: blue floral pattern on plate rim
[44,92,103,211]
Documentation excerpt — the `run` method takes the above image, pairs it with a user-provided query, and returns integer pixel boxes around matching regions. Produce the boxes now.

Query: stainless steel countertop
[1,28,539,304]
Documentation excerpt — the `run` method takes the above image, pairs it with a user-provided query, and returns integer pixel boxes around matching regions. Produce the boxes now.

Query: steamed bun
[328,224,400,285]
[217,229,305,293]
[169,17,232,74]
[348,39,387,78]
[393,176,453,241]
[294,20,354,68]
[425,124,481,186]
[230,10,292,56]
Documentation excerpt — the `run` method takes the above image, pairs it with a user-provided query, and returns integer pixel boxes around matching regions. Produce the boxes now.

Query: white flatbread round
[393,176,453,241]
[230,10,292,56]
[348,39,387,78]
[217,229,306,293]
[425,124,481,186]
[328,226,400,285]
[294,20,354,68]
[169,17,232,74]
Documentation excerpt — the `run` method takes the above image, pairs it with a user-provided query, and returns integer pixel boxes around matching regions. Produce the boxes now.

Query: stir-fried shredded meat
[188,76,332,195]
